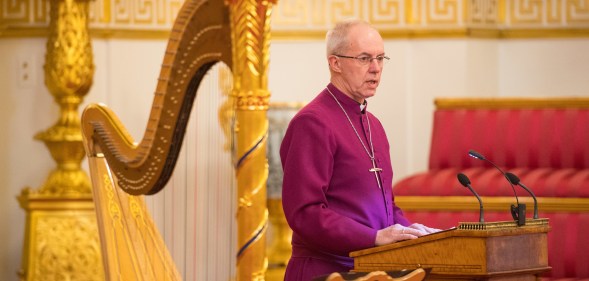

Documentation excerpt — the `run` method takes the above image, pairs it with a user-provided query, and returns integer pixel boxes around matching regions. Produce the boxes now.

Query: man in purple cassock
[279,19,440,281]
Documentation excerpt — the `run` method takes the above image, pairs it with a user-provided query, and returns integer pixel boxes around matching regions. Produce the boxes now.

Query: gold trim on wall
[435,97,589,109]
[2,0,589,39]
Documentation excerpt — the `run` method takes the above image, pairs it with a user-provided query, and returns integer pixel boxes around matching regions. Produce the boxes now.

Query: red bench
[393,98,589,280]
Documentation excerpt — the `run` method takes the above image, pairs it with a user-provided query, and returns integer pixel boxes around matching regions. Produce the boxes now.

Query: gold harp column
[17,0,103,280]
[227,0,276,280]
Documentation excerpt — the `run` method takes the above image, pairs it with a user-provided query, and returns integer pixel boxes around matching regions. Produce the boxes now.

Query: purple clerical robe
[280,84,411,281]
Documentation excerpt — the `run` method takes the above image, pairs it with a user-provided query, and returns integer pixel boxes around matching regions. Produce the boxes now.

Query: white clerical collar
[360,101,367,112]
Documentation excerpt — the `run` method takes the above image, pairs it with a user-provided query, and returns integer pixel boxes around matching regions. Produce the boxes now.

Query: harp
[81,0,273,279]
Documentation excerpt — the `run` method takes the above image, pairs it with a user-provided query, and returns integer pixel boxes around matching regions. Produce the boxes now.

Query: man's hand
[375,223,442,246]
[407,223,441,234]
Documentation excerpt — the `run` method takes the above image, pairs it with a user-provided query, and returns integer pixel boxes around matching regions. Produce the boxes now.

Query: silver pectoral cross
[369,158,383,189]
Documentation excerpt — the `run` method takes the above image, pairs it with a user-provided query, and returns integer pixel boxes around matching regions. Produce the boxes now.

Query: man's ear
[328,56,342,73]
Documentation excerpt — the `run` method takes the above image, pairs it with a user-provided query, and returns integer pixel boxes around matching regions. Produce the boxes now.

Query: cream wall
[1,36,589,280]
[499,39,589,96]
[1,38,54,280]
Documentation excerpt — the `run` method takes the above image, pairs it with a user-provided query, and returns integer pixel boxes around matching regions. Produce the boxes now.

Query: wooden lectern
[350,219,551,281]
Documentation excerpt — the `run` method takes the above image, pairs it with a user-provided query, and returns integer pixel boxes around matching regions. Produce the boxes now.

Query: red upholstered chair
[393,98,589,280]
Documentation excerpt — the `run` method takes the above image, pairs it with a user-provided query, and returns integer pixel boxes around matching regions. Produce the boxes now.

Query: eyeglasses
[334,54,390,66]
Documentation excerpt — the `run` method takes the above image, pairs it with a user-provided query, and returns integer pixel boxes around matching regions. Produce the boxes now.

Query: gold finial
[34,0,94,195]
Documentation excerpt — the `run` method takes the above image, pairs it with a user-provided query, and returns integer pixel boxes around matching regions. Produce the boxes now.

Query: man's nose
[368,59,382,71]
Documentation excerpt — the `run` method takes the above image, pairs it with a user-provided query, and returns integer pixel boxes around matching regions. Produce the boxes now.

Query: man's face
[334,25,385,103]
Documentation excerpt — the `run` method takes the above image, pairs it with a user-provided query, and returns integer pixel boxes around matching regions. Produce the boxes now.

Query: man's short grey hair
[325,19,370,56]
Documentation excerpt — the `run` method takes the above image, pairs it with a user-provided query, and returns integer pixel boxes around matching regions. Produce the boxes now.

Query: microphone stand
[457,173,484,223]
[506,172,539,219]
[468,150,526,226]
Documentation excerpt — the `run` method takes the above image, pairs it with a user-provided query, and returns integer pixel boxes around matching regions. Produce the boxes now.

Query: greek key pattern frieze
[506,0,589,25]
[89,0,183,27]
[2,0,588,37]
[270,0,589,33]
[272,0,464,29]
[1,0,182,29]
[1,0,47,24]
[468,0,499,26]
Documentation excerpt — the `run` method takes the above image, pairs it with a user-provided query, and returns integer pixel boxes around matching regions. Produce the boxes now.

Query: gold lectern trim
[395,196,589,212]
[457,218,550,231]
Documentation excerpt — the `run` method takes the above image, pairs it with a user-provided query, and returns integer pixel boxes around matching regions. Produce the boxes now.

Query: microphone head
[457,173,471,187]
[468,149,486,160]
[505,172,521,185]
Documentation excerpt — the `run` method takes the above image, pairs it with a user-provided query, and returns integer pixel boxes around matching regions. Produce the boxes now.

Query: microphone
[506,172,539,219]
[457,173,484,223]
[468,149,526,226]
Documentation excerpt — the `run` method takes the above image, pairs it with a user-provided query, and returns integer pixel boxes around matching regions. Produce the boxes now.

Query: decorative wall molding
[0,0,182,27]
[2,0,589,38]
[271,0,589,38]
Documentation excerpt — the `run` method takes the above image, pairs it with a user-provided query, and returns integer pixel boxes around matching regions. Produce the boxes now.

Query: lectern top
[351,219,550,258]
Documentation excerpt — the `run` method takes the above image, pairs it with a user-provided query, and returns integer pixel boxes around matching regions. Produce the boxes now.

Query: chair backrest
[428,98,589,170]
